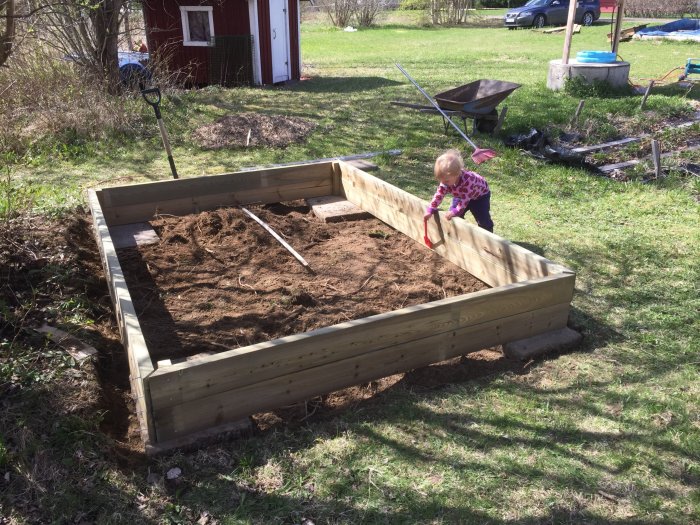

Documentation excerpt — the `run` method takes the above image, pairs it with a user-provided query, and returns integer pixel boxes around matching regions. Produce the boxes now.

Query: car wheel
[582,11,594,26]
[533,15,545,29]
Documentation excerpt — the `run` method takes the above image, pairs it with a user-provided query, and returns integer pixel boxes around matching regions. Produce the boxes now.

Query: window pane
[187,11,210,42]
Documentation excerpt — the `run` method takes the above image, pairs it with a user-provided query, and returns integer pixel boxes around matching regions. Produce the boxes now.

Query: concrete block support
[547,60,630,91]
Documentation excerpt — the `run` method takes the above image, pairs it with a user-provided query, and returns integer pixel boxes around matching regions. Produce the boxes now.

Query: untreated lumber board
[571,137,640,154]
[598,143,700,173]
[337,161,567,286]
[237,150,402,172]
[98,182,332,226]
[97,164,334,226]
[306,195,372,222]
[346,159,379,172]
[35,324,98,361]
[147,274,574,410]
[88,190,156,444]
[503,326,582,360]
[152,302,571,441]
[100,163,332,208]
[109,222,160,249]
[145,417,253,456]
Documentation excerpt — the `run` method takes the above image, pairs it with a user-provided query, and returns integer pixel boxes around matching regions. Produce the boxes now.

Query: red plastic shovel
[423,219,433,248]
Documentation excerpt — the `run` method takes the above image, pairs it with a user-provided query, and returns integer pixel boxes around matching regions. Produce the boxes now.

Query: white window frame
[180,6,215,47]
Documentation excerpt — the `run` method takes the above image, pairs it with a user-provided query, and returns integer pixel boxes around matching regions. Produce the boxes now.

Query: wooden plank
[599,143,700,173]
[651,140,662,177]
[147,273,574,410]
[571,137,639,154]
[503,326,582,360]
[100,182,333,226]
[145,417,253,456]
[237,150,402,173]
[346,159,379,172]
[337,161,568,285]
[99,162,333,209]
[152,302,571,441]
[306,195,372,223]
[640,80,654,110]
[241,207,312,271]
[35,324,98,361]
[88,190,156,445]
[109,222,160,249]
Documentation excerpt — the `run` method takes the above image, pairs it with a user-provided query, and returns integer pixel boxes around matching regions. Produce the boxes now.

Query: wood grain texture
[152,302,571,441]
[337,161,567,286]
[146,273,574,411]
[99,163,333,226]
[88,190,156,444]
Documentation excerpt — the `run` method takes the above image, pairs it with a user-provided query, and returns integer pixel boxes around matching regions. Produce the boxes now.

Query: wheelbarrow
[392,78,521,135]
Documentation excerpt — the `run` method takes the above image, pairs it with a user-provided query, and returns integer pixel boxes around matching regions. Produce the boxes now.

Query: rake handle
[395,63,479,151]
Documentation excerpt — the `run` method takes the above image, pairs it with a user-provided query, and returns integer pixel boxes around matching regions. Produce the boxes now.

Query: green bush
[399,0,430,10]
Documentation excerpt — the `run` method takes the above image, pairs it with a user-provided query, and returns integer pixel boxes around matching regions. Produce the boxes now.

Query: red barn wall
[143,0,300,86]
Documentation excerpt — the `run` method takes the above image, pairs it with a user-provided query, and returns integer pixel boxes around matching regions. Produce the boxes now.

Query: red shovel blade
[423,220,433,248]
[471,148,497,164]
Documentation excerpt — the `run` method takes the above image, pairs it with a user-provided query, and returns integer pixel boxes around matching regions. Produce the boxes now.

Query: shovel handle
[140,87,163,118]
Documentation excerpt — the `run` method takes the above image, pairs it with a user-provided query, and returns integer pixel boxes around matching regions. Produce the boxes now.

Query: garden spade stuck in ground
[141,86,179,179]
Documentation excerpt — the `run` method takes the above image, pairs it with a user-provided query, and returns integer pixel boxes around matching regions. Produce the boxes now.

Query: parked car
[503,0,601,29]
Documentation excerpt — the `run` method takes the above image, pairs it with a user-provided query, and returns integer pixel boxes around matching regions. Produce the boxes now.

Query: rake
[395,63,497,164]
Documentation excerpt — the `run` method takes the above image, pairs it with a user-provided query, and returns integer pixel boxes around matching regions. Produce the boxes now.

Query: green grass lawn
[2,15,699,525]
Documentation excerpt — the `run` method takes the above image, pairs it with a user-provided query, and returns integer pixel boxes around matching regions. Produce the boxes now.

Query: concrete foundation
[547,59,630,91]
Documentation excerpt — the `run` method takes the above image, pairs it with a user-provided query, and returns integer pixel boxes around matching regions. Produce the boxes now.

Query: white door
[269,0,290,83]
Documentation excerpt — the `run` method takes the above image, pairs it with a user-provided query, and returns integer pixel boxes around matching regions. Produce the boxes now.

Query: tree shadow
[284,76,404,93]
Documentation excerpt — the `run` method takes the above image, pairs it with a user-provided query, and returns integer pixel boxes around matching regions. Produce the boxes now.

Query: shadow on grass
[285,76,404,93]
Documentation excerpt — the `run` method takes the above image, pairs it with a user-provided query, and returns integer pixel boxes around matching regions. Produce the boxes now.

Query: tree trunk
[0,0,16,68]
[92,0,123,94]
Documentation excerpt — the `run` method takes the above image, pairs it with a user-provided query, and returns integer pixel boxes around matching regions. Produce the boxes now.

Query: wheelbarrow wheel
[475,110,499,134]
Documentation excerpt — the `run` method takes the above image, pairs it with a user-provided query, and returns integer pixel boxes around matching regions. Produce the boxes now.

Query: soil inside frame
[116,200,492,364]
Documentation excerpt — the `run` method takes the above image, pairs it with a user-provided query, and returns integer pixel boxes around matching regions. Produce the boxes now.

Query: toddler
[423,149,494,232]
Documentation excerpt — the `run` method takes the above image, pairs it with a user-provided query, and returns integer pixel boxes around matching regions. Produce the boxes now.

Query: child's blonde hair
[434,149,464,181]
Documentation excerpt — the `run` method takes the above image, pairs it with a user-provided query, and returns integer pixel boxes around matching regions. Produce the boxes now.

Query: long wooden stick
[240,207,313,272]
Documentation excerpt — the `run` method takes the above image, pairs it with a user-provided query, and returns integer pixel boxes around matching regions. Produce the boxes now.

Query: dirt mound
[118,202,490,363]
[192,112,316,149]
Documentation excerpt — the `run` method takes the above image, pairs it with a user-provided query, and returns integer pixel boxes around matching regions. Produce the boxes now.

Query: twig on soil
[238,275,257,294]
[319,280,340,293]
[355,274,375,293]
[299,399,320,421]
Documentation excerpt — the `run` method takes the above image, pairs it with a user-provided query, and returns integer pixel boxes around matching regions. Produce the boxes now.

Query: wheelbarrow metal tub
[435,79,522,114]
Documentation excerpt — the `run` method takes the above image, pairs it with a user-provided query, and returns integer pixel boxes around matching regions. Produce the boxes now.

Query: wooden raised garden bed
[88,160,575,453]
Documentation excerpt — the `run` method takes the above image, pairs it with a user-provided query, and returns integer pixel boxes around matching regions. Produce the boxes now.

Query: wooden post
[640,80,654,110]
[571,99,585,125]
[651,140,661,178]
[611,0,625,55]
[561,0,579,65]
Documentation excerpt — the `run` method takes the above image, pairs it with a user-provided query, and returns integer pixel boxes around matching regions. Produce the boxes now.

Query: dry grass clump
[0,43,149,156]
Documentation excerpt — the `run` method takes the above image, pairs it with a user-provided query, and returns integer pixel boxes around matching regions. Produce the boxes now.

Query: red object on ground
[423,219,433,248]
[471,147,498,164]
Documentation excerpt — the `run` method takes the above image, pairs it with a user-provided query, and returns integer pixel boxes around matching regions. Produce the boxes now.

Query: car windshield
[524,0,551,6]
